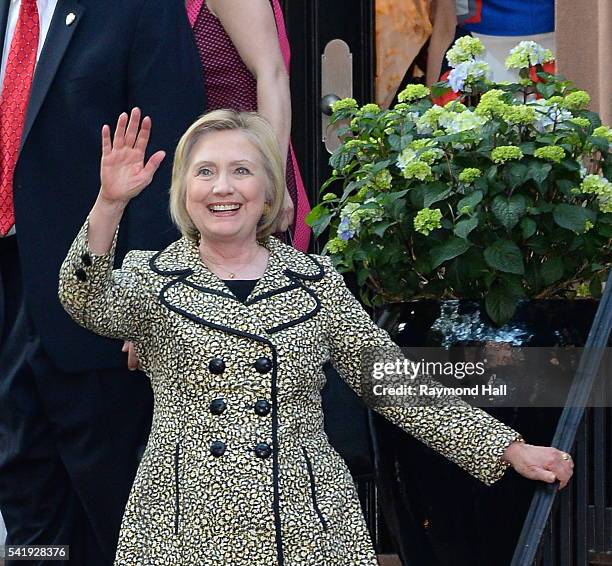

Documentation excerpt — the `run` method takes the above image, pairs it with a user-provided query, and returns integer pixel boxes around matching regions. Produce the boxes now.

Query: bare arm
[426,0,457,85]
[208,0,294,230]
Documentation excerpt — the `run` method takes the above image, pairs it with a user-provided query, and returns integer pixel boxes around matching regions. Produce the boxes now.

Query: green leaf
[553,203,594,232]
[589,274,602,298]
[540,256,564,285]
[526,161,552,185]
[356,268,370,287]
[305,206,333,237]
[429,237,471,269]
[373,220,395,238]
[454,216,479,239]
[520,217,537,239]
[484,240,525,274]
[457,190,484,214]
[506,163,528,189]
[422,182,452,208]
[519,142,536,155]
[485,283,519,326]
[491,194,527,230]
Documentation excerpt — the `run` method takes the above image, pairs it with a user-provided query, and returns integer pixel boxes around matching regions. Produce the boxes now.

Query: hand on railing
[502,441,574,490]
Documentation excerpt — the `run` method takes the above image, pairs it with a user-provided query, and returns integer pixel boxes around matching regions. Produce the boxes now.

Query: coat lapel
[150,236,325,341]
[21,0,84,149]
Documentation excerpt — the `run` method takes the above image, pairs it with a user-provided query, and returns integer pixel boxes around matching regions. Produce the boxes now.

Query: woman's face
[185,129,268,244]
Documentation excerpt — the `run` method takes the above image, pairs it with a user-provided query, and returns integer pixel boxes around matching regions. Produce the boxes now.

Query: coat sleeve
[58,219,154,342]
[317,256,521,486]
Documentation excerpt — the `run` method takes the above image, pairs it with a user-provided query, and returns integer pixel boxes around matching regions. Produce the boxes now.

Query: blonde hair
[169,109,285,242]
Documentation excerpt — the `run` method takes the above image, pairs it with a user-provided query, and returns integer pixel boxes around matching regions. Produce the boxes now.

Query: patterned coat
[59,220,520,566]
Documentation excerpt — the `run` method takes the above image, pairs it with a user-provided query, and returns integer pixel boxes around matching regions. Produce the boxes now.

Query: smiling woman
[57,107,573,566]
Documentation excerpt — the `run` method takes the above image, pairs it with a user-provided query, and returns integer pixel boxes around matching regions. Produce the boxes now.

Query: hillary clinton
[59,108,573,565]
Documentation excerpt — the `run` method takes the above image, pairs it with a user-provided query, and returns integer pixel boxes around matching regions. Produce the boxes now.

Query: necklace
[199,243,264,279]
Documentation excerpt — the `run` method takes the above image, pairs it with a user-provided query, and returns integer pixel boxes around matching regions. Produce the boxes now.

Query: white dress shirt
[0,0,58,235]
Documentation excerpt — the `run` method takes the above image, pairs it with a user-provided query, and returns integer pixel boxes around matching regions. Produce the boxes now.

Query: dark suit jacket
[2,0,205,373]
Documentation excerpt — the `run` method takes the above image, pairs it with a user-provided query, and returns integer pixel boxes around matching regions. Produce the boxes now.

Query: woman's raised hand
[99,108,166,205]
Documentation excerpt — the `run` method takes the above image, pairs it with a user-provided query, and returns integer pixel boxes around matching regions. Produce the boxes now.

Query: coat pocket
[302,447,329,531]
[174,443,180,535]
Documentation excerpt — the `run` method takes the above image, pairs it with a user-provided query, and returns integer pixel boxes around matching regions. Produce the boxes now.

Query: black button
[75,268,87,282]
[254,356,272,374]
[254,399,271,416]
[254,442,272,459]
[210,441,226,457]
[209,398,227,415]
[208,358,226,374]
[81,252,92,267]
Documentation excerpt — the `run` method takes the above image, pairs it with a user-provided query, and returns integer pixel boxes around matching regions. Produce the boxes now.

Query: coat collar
[149,236,325,340]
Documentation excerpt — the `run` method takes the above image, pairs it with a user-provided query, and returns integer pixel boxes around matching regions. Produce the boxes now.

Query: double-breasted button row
[209,398,272,417]
[208,356,272,375]
[209,441,272,459]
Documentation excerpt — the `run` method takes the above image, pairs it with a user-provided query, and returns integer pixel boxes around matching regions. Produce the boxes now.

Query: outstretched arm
[319,256,573,488]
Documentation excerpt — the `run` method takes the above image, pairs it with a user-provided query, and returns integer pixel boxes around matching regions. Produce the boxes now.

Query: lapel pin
[66,13,76,26]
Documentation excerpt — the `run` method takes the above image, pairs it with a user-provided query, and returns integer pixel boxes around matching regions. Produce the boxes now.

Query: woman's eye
[197,167,213,176]
[235,167,250,175]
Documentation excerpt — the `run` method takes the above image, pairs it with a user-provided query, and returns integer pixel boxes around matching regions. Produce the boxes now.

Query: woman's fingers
[134,116,152,155]
[124,107,141,148]
[113,112,128,149]
[101,125,112,157]
[142,150,166,181]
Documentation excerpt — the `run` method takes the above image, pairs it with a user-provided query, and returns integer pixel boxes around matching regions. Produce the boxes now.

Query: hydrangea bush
[307,38,612,325]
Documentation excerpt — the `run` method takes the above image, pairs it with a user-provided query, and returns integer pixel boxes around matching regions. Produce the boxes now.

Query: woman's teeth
[208,204,241,212]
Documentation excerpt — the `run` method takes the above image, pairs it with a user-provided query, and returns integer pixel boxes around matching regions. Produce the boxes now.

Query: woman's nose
[212,171,234,195]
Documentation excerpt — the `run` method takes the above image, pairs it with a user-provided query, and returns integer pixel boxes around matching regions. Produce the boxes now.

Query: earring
[263,203,271,216]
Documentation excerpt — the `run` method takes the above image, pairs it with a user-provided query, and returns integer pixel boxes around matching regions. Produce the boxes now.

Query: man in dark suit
[0,1,205,564]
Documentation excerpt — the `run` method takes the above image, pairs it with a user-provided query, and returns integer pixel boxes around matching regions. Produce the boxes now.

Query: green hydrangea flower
[409,139,436,150]
[446,36,485,67]
[356,186,370,200]
[502,105,537,125]
[491,146,524,163]
[580,175,612,213]
[372,169,393,191]
[584,220,594,232]
[322,192,337,202]
[419,149,443,164]
[458,168,482,183]
[593,126,612,142]
[570,117,591,129]
[326,238,348,254]
[534,146,565,163]
[402,161,432,181]
[475,89,508,118]
[359,103,381,114]
[414,208,443,235]
[444,101,467,112]
[397,84,430,103]
[562,91,591,110]
[505,41,554,70]
[416,106,448,133]
[331,98,358,112]
[344,139,368,150]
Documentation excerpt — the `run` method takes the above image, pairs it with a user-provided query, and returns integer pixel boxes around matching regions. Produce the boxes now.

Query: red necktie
[0,0,40,236]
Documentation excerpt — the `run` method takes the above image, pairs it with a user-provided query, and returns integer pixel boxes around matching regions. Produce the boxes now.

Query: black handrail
[510,270,612,566]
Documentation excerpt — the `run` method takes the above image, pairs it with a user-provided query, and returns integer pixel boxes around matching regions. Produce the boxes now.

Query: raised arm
[59,109,165,341]
[319,256,573,488]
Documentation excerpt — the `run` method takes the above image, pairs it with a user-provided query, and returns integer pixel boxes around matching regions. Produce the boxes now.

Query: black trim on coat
[157,278,286,565]
[265,278,322,334]
[174,442,180,535]
[149,250,193,277]
[302,446,328,532]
